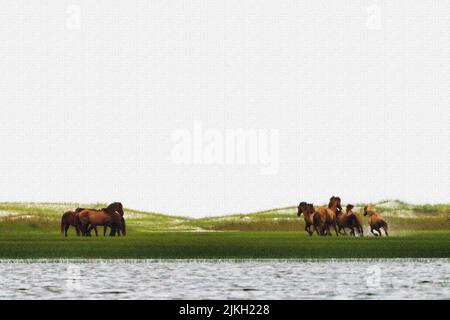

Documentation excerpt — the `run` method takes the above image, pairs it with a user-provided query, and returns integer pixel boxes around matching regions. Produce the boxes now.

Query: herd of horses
[297,196,389,237]
[60,198,388,237]
[60,202,126,237]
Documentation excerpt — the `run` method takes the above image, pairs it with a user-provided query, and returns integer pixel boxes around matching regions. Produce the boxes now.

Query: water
[0,259,448,299]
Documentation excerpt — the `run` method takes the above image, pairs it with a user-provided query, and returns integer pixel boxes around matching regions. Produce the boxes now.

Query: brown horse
[61,210,81,237]
[60,208,100,236]
[297,202,318,236]
[104,202,124,236]
[364,204,388,236]
[336,204,364,236]
[77,203,126,237]
[312,196,340,236]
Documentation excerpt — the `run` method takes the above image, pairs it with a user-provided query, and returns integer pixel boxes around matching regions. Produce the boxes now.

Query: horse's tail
[313,212,320,226]
[312,213,320,235]
[75,211,86,235]
[60,213,67,235]
[351,214,363,236]
[313,212,323,235]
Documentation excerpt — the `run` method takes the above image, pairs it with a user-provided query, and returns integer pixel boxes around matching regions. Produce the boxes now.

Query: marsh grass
[0,232,449,259]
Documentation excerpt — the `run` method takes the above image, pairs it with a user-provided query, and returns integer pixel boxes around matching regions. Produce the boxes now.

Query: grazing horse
[297,202,317,236]
[364,204,388,237]
[336,204,364,236]
[78,203,126,237]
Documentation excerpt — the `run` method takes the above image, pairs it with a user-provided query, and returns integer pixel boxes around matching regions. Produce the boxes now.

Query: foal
[364,204,389,236]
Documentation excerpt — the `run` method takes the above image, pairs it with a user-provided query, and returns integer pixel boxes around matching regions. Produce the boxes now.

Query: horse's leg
[80,223,87,236]
[86,225,93,237]
[305,225,312,236]
[314,225,320,236]
[84,224,90,236]
[318,226,324,236]
[109,225,116,237]
[75,225,80,236]
[88,225,98,237]
[64,225,70,237]
[383,227,389,236]
[371,227,378,236]
[103,226,107,237]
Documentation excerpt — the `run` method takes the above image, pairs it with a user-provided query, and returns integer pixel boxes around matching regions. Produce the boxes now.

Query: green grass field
[0,200,449,259]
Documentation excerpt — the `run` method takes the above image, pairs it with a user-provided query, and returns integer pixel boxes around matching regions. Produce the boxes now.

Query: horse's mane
[328,196,341,209]
[364,204,376,215]
[76,207,101,213]
[104,202,124,216]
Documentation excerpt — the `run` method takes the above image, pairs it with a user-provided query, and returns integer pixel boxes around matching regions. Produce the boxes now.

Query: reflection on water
[0,259,448,299]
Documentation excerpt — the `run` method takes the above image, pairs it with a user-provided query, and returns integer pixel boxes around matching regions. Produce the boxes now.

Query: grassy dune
[0,200,449,259]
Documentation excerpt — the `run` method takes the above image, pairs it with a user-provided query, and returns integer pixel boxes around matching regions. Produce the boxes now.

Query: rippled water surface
[0,259,448,299]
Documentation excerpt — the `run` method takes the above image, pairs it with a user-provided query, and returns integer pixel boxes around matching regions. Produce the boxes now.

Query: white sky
[0,1,449,217]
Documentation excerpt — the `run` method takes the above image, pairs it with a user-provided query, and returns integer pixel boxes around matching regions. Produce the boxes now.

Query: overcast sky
[0,1,449,217]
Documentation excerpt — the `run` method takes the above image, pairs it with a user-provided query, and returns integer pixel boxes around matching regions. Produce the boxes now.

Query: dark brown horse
[297,202,317,236]
[61,210,82,237]
[104,202,124,236]
[77,203,126,237]
[336,204,364,236]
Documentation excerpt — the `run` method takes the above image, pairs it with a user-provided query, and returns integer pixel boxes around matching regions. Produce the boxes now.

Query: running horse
[77,202,126,237]
[364,204,388,236]
[336,204,364,236]
[313,196,341,236]
[297,202,318,236]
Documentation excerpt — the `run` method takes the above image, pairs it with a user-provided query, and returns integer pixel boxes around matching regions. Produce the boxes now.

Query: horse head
[298,202,308,216]
[329,196,342,212]
[307,203,315,215]
[105,202,124,216]
[363,204,373,216]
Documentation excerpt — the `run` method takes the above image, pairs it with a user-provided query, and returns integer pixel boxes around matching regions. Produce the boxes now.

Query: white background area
[0,1,449,216]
